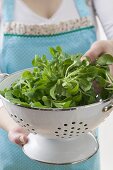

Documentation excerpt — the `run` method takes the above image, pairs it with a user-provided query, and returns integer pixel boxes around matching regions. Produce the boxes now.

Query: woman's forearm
[0,106,18,132]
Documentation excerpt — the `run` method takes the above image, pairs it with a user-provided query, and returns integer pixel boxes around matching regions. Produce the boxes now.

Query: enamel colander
[0,69,113,165]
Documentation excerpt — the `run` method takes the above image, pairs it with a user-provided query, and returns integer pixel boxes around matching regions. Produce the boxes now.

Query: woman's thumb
[8,128,28,146]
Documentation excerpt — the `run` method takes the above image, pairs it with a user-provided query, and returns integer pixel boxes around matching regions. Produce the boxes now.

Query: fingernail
[19,136,25,144]
[80,56,86,61]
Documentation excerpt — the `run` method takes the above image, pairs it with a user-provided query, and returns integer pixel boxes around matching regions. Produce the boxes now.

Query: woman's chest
[14,0,95,25]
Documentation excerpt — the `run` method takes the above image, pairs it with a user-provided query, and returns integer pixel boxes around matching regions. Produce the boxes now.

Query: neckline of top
[19,0,65,21]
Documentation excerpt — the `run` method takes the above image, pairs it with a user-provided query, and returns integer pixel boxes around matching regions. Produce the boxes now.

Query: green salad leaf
[1,47,113,109]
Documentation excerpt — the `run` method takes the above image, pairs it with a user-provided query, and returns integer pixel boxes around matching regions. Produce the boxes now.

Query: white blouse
[93,0,113,40]
[15,0,80,25]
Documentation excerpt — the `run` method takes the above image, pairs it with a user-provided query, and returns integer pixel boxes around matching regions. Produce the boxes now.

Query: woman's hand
[8,126,29,146]
[82,40,113,61]
[81,40,113,75]
[0,106,29,146]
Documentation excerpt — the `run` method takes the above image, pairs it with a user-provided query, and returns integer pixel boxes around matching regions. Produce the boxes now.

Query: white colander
[0,69,113,165]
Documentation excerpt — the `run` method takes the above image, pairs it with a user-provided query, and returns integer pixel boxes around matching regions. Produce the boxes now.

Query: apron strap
[2,0,15,22]
[74,0,91,17]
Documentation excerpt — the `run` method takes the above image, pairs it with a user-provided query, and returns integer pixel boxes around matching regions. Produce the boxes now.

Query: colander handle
[102,102,113,113]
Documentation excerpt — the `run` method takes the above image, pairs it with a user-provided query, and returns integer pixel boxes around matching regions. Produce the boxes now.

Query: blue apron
[0,0,100,169]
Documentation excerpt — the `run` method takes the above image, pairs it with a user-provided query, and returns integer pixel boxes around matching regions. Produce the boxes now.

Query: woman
[0,0,113,169]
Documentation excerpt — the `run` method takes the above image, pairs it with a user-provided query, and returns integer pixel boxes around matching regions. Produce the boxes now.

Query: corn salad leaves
[1,47,113,109]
